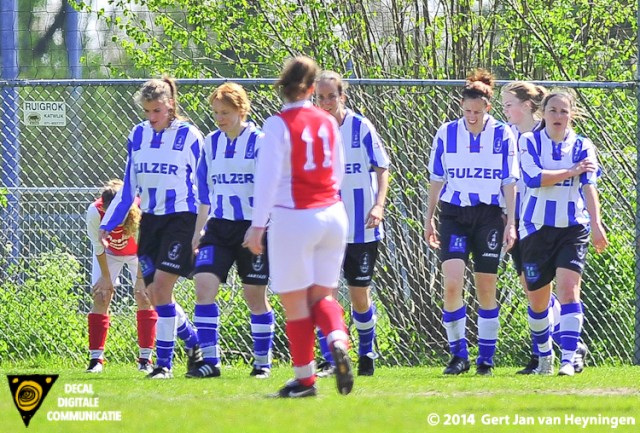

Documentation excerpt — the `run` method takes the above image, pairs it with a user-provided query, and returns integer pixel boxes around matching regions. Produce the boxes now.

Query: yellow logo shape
[7,375,58,427]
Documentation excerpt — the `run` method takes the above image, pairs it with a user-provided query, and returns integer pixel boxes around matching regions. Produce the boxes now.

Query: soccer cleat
[516,354,539,375]
[533,354,554,375]
[249,367,271,379]
[137,359,154,374]
[186,344,204,372]
[315,360,335,378]
[85,358,103,373]
[357,354,375,376]
[272,379,317,398]
[476,362,493,376]
[330,341,354,395]
[558,362,575,377]
[443,356,470,375]
[573,341,588,373]
[147,366,173,379]
[185,362,221,378]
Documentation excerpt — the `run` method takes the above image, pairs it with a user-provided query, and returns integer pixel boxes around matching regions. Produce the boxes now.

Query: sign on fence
[23,101,66,126]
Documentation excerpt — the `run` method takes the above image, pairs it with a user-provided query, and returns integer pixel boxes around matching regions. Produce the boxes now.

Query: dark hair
[461,68,495,102]
[135,76,187,121]
[275,56,320,101]
[316,70,348,95]
[502,81,548,114]
[539,88,585,129]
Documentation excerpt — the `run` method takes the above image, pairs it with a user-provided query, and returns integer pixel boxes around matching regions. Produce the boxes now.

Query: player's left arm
[367,166,389,228]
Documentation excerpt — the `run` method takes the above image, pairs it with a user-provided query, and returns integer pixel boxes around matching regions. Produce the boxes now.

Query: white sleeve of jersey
[252,115,287,227]
[363,118,391,169]
[582,137,600,185]
[502,127,519,186]
[332,117,345,188]
[428,125,446,182]
[86,204,105,256]
[519,133,543,188]
[189,126,205,206]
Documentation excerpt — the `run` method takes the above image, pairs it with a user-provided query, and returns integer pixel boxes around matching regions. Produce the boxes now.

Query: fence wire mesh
[0,79,636,368]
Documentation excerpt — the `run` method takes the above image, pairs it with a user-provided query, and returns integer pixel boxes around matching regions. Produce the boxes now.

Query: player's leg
[187,270,222,378]
[86,254,123,373]
[236,231,274,379]
[129,259,156,373]
[344,241,379,376]
[311,202,352,395]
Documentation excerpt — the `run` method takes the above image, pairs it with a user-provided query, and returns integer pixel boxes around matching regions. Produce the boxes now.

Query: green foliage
[0,250,86,364]
[0,187,7,209]
[71,0,636,80]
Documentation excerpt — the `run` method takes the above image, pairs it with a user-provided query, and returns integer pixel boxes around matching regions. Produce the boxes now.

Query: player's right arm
[87,203,114,302]
[101,137,138,232]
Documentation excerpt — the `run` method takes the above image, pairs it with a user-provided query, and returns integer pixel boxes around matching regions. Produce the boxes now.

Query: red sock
[285,317,316,386]
[311,297,349,349]
[137,309,158,350]
[88,313,109,351]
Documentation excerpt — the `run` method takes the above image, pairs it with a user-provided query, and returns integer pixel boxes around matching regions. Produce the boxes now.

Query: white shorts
[91,254,138,287]
[268,202,348,294]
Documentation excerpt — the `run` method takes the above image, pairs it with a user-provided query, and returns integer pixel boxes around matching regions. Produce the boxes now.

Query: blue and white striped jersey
[428,115,519,208]
[519,129,599,239]
[340,109,391,243]
[101,120,203,231]
[510,122,541,220]
[196,123,262,221]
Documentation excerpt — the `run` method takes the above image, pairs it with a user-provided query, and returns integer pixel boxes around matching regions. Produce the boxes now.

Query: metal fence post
[0,0,21,263]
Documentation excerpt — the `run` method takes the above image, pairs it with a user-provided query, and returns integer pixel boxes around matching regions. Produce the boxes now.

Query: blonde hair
[462,68,495,102]
[134,76,187,121]
[100,179,141,238]
[208,82,251,121]
[317,70,348,96]
[275,56,320,101]
[502,81,548,115]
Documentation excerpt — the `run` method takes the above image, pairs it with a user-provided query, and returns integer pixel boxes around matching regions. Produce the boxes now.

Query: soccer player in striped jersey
[424,69,519,376]
[100,78,204,379]
[502,82,559,374]
[244,56,353,398]
[519,89,608,376]
[315,71,390,377]
[86,179,157,374]
[186,83,274,379]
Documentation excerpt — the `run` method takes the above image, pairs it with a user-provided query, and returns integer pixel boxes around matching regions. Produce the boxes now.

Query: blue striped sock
[317,328,334,365]
[155,303,177,369]
[175,303,199,349]
[194,303,220,365]
[528,306,552,356]
[560,302,583,364]
[251,311,275,369]
[443,306,468,359]
[477,307,500,366]
[353,305,376,356]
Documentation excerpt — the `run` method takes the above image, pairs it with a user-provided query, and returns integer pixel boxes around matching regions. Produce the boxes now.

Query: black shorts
[438,202,504,274]
[343,241,379,287]
[509,220,523,275]
[193,218,269,285]
[138,212,197,285]
[520,224,589,292]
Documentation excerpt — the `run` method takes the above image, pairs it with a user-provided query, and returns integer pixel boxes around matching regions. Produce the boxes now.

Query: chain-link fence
[0,79,637,368]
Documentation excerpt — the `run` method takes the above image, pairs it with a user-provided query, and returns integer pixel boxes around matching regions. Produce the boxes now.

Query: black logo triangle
[7,374,59,427]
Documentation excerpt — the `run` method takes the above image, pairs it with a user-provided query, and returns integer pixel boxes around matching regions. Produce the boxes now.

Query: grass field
[1,363,639,433]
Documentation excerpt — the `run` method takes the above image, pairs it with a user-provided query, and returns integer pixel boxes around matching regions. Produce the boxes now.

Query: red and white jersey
[252,100,344,227]
[87,197,138,256]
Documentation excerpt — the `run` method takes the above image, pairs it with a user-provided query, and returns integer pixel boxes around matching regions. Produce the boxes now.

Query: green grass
[1,364,639,433]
